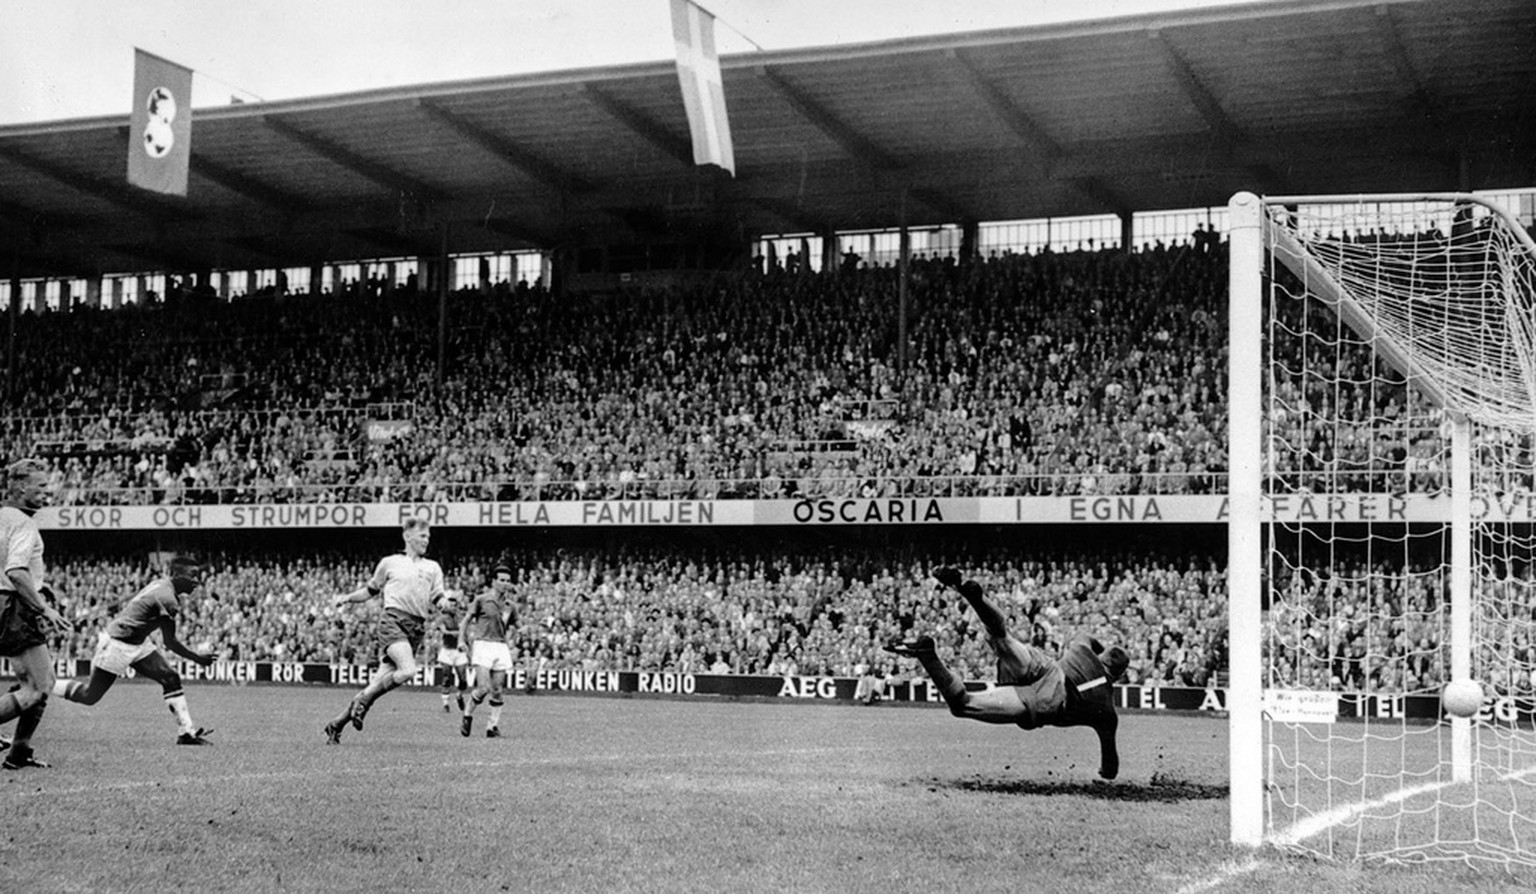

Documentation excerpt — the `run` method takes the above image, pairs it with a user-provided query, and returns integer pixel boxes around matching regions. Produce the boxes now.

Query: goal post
[1227,190,1536,867]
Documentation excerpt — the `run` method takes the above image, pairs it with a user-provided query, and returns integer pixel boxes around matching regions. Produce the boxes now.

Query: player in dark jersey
[435,590,469,713]
[459,564,516,738]
[885,567,1128,780]
[52,555,217,745]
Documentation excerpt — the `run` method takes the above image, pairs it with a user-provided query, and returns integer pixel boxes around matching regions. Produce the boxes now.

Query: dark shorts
[0,595,48,658]
[1058,640,1110,689]
[377,608,426,656]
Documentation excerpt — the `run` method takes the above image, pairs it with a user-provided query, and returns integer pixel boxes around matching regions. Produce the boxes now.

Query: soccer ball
[1441,678,1485,718]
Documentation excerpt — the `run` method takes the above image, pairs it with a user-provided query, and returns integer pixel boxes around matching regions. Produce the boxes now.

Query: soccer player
[324,517,448,744]
[0,459,69,770]
[885,567,1129,780]
[459,563,517,738]
[53,555,217,745]
[434,589,470,713]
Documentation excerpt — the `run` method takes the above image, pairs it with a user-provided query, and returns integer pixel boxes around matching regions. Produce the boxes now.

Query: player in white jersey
[53,555,217,745]
[324,518,449,743]
[0,459,69,770]
[459,564,517,738]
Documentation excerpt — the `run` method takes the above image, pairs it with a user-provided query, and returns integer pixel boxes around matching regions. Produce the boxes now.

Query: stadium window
[284,267,311,295]
[979,218,1052,255]
[515,252,544,287]
[1132,207,1228,250]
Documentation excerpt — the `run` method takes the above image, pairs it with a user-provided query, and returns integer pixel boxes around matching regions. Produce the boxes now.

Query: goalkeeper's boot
[2,744,50,770]
[931,567,963,590]
[348,697,369,732]
[177,728,214,746]
[883,634,937,658]
[323,720,344,745]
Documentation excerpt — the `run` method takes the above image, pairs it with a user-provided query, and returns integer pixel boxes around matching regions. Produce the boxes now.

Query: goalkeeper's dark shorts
[0,594,49,657]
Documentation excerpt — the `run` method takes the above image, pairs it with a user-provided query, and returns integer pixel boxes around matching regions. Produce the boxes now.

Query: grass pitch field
[0,683,1527,894]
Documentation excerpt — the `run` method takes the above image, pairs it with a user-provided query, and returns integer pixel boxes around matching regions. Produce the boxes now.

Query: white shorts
[469,640,512,673]
[94,636,158,676]
[436,647,468,667]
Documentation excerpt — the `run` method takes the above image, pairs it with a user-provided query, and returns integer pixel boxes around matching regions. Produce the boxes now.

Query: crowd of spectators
[5,239,1255,504]
[11,230,1532,701]
[38,542,1525,699]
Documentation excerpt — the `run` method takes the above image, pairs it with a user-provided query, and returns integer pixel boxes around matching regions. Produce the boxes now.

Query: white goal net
[1227,192,1536,869]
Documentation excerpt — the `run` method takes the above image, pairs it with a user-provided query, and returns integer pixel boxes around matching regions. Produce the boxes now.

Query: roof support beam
[110,125,306,212]
[946,48,1064,160]
[190,155,308,212]
[1149,30,1242,146]
[263,115,446,200]
[755,66,901,170]
[479,217,552,248]
[343,227,430,258]
[0,144,186,221]
[742,195,827,234]
[415,100,595,194]
[1372,5,1445,129]
[105,241,222,274]
[908,186,976,225]
[578,84,696,168]
[1070,176,1133,218]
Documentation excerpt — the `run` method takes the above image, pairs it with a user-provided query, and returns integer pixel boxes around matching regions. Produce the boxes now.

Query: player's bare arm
[458,602,475,654]
[159,618,215,667]
[1094,715,1120,780]
[5,567,67,630]
[334,583,380,607]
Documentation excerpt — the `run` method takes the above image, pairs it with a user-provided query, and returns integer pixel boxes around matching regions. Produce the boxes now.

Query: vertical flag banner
[127,49,193,196]
[669,0,735,175]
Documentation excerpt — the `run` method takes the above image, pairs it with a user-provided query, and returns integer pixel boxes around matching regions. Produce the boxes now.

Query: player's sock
[487,700,503,729]
[51,680,86,701]
[923,661,968,710]
[13,697,45,746]
[356,674,399,711]
[164,692,196,735]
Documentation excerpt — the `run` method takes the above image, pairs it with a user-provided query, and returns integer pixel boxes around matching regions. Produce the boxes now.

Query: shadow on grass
[923,771,1228,803]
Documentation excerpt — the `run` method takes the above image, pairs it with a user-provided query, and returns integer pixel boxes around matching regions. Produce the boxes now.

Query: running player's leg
[483,668,507,737]
[131,650,208,743]
[0,644,51,722]
[0,644,56,768]
[350,638,417,726]
[461,644,488,736]
[438,656,454,711]
[53,666,119,705]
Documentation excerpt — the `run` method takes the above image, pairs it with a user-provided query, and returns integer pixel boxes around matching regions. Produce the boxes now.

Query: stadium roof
[1,0,1533,280]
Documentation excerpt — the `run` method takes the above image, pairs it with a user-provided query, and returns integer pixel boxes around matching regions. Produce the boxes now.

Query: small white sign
[1263,689,1339,724]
